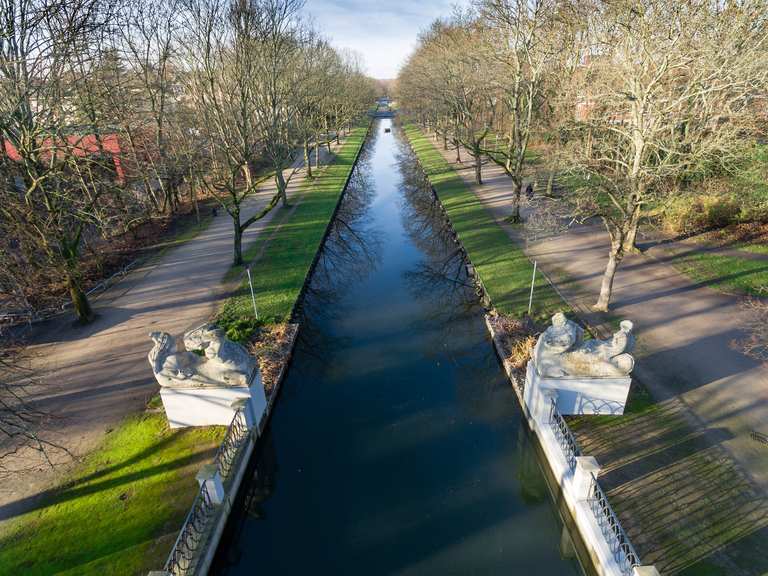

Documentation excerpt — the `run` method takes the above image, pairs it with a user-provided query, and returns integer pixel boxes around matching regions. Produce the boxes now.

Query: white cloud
[305,0,466,78]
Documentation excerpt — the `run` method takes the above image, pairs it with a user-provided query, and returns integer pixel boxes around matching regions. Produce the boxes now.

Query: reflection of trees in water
[212,432,278,571]
[394,137,477,326]
[295,132,382,365]
[515,423,549,505]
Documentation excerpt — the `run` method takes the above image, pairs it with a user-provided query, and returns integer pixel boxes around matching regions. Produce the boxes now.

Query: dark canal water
[213,119,583,575]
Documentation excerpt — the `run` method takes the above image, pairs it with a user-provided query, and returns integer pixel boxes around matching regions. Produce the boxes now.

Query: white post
[527,260,537,316]
[196,464,225,505]
[573,457,601,499]
[246,268,258,319]
[535,388,558,429]
[633,568,661,576]
[231,398,255,430]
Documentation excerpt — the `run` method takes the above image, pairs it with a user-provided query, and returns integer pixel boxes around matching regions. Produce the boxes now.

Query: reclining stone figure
[535,313,635,378]
[148,325,258,388]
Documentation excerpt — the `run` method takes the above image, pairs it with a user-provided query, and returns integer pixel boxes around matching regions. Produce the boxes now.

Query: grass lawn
[669,250,768,296]
[403,124,563,323]
[218,123,370,340]
[0,412,224,575]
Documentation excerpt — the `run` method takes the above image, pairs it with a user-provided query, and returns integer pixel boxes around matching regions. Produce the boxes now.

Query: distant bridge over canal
[369,107,395,118]
[370,97,395,118]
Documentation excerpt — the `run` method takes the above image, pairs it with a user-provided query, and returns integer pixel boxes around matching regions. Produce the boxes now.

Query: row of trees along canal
[0,0,377,324]
[397,0,768,311]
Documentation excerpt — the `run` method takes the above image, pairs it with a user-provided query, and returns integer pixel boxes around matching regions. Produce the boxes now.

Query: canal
[213,119,583,575]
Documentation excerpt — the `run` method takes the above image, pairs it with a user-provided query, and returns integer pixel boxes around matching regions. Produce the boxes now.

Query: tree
[0,0,119,323]
[563,0,768,310]
[478,0,567,221]
[399,15,497,184]
[249,0,306,206]
[179,0,283,265]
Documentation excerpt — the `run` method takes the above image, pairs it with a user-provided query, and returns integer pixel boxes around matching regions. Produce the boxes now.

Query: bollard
[231,398,255,429]
[632,568,661,576]
[196,463,225,505]
[535,388,558,428]
[573,456,601,500]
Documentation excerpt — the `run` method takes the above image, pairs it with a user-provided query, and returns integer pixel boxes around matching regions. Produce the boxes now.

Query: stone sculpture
[148,325,258,388]
[534,313,634,378]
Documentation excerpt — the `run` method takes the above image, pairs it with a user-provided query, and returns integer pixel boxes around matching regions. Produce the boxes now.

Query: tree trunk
[546,170,555,196]
[275,168,288,206]
[622,204,642,253]
[192,176,200,224]
[474,149,482,185]
[242,163,253,190]
[316,133,321,170]
[304,140,312,179]
[595,243,623,311]
[233,217,243,266]
[66,273,93,324]
[443,133,448,150]
[507,181,523,223]
[455,141,461,163]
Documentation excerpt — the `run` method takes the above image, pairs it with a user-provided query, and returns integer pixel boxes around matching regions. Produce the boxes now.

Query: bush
[738,200,768,224]
[217,314,262,344]
[663,193,741,236]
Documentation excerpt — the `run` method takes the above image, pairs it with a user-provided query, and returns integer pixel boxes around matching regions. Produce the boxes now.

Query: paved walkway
[0,143,341,521]
[429,138,768,572]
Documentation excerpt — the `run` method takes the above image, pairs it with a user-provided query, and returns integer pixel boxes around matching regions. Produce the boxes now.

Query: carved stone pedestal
[524,361,632,417]
[160,371,266,428]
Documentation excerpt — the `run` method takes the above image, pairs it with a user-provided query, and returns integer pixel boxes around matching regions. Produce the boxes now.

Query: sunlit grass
[0,413,224,575]
[670,250,768,296]
[403,124,564,322]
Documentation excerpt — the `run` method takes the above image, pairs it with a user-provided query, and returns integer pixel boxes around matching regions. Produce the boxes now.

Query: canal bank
[211,119,584,574]
[401,123,653,576]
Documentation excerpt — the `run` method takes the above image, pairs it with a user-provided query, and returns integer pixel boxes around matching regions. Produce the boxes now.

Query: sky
[305,0,469,79]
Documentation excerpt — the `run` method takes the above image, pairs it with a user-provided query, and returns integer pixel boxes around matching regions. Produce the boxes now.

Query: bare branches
[0,333,69,478]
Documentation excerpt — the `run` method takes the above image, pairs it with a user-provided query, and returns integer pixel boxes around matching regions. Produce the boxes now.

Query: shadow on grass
[571,399,768,576]
[0,415,221,576]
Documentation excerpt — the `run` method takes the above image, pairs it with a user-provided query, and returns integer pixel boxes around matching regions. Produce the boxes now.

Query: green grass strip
[218,124,370,340]
[671,250,768,296]
[0,414,224,575]
[403,124,564,322]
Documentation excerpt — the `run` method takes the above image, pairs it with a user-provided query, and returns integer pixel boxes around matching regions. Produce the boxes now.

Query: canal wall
[401,123,656,576]
[152,119,373,576]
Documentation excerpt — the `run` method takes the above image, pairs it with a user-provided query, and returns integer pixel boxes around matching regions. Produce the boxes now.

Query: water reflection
[296,135,383,366]
[213,119,583,576]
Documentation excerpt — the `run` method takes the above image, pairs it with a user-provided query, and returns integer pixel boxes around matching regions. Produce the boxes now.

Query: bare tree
[563,0,768,310]
[478,0,571,221]
[0,334,66,477]
[0,0,121,323]
[179,0,283,265]
[249,0,306,206]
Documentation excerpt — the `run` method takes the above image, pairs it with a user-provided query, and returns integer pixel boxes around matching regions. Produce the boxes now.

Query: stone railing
[213,408,250,482]
[549,398,581,471]
[151,400,257,576]
[521,387,659,576]
[546,397,647,576]
[588,473,642,576]
[162,480,218,576]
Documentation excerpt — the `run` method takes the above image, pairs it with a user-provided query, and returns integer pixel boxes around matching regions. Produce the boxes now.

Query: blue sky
[305,0,468,79]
